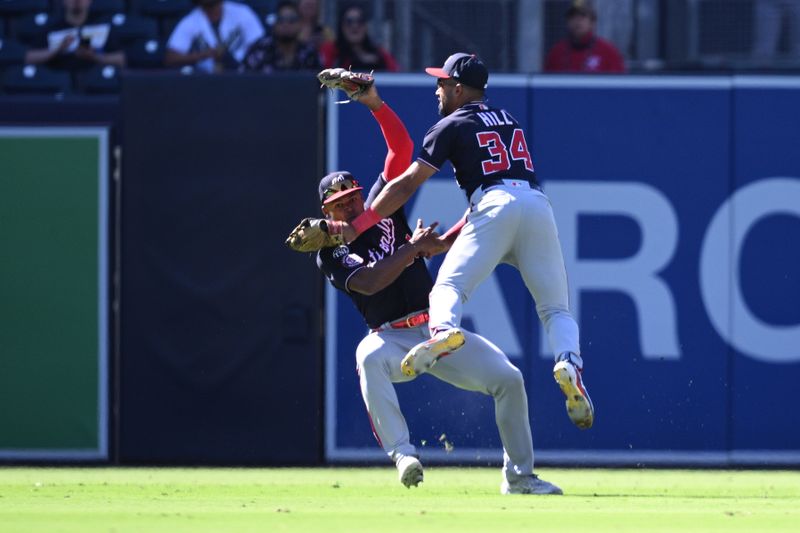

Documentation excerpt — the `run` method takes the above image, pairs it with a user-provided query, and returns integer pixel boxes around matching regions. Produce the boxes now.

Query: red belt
[371,311,429,332]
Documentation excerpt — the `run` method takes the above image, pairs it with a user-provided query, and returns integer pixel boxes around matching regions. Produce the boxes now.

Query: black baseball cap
[318,171,363,205]
[425,52,488,90]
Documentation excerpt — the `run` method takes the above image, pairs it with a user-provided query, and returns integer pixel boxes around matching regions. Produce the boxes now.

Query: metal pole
[516,0,543,72]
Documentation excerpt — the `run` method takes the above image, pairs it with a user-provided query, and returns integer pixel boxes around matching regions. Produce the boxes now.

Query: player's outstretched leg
[501,474,563,495]
[396,455,424,488]
[553,352,594,429]
[400,328,465,377]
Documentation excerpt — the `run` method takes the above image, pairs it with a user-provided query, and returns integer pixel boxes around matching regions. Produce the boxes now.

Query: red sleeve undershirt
[371,102,413,182]
[349,103,414,239]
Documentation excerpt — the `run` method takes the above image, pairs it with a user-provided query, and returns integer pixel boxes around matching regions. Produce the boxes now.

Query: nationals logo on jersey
[332,245,350,259]
[343,253,364,268]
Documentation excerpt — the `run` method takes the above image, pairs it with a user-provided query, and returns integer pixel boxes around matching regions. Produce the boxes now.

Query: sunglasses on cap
[322,176,362,203]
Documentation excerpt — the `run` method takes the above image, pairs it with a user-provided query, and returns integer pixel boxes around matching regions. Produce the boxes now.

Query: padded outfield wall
[324,75,800,466]
[0,127,110,460]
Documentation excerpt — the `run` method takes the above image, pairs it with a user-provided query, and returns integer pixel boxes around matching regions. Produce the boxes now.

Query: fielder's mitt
[317,68,375,102]
[285,218,344,253]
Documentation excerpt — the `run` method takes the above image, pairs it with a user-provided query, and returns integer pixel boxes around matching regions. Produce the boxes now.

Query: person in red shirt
[544,0,625,73]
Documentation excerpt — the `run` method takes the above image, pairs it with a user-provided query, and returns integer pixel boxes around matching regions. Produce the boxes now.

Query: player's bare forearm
[376,162,436,212]
[343,161,435,243]
[349,220,442,295]
[347,242,423,296]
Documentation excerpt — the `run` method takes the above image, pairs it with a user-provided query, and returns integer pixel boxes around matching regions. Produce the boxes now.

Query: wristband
[442,217,466,240]
[352,207,381,236]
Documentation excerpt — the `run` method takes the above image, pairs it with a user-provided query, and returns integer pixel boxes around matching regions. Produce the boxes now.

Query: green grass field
[1,467,798,532]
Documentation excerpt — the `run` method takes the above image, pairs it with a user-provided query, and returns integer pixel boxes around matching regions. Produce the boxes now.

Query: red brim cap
[322,186,363,205]
[425,67,450,78]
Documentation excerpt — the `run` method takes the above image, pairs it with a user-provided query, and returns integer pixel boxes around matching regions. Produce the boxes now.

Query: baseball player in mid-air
[312,74,562,495]
[322,53,594,432]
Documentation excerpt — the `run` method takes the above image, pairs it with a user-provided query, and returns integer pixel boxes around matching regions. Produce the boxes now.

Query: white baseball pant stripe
[429,185,580,358]
[355,325,535,482]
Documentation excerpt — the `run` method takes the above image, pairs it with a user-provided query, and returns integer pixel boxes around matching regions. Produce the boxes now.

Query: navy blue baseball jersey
[417,101,539,199]
[317,176,433,329]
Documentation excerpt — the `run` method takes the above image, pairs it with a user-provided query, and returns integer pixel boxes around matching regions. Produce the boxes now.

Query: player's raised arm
[356,86,414,182]
[315,68,438,245]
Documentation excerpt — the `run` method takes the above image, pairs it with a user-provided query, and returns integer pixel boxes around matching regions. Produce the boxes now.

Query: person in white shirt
[165,0,265,73]
[25,0,126,70]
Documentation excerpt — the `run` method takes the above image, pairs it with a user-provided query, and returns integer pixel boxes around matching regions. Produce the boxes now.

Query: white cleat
[401,328,465,377]
[397,456,424,488]
[501,475,563,495]
[553,354,594,429]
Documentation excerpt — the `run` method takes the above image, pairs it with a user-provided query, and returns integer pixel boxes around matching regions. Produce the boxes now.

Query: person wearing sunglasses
[242,1,320,72]
[319,4,399,72]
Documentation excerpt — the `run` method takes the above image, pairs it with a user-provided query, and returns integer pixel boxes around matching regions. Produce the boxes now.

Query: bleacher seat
[160,13,182,40]
[89,0,125,17]
[2,63,70,94]
[125,37,164,68]
[0,36,26,66]
[8,10,49,46]
[129,0,190,42]
[108,12,157,49]
[0,0,49,17]
[133,0,192,18]
[76,63,120,93]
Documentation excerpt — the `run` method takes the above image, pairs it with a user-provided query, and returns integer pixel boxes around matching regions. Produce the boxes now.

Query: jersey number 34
[476,129,534,175]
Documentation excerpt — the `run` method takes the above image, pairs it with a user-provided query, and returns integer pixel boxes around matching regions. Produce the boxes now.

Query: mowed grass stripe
[0,467,798,532]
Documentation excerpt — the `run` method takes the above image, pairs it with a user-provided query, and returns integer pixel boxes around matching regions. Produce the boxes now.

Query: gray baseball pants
[429,183,580,359]
[356,324,535,482]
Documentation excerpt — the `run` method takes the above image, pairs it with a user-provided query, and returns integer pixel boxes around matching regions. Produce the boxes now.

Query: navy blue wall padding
[119,72,324,465]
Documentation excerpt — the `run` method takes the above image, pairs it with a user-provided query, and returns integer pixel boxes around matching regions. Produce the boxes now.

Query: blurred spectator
[165,0,265,73]
[24,0,125,69]
[544,0,625,73]
[319,3,398,72]
[297,0,333,49]
[752,0,800,60]
[241,0,320,72]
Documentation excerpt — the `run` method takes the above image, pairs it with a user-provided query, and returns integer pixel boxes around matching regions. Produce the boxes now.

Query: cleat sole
[401,329,465,377]
[554,364,594,429]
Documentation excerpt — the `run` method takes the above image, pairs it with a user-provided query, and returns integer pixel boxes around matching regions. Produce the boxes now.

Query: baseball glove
[317,68,375,102]
[285,218,344,253]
